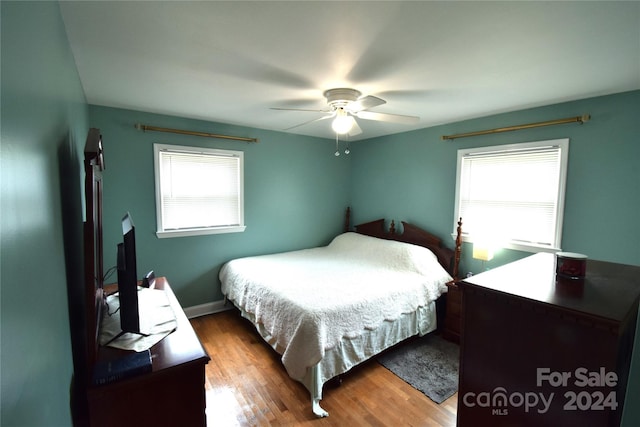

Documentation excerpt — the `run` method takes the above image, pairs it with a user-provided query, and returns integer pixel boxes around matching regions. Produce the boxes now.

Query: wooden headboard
[345,208,462,280]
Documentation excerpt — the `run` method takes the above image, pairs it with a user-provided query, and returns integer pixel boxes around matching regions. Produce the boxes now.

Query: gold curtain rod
[134,123,259,143]
[441,114,590,141]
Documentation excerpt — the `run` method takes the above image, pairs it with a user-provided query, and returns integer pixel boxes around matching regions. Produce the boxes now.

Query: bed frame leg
[309,363,328,417]
[312,398,329,418]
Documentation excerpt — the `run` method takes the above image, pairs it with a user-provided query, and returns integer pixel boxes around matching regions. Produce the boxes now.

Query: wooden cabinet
[457,253,640,427]
[443,281,462,343]
[80,278,210,427]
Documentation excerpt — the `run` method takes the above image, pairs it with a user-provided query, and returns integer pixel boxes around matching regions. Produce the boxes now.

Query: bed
[219,210,462,417]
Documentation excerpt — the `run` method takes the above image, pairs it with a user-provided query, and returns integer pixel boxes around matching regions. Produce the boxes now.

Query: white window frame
[154,143,245,238]
[453,138,569,253]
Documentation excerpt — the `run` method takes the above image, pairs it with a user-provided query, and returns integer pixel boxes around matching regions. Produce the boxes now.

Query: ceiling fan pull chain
[335,133,340,157]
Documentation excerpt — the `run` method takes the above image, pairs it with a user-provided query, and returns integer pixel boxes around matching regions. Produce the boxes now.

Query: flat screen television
[117,212,141,334]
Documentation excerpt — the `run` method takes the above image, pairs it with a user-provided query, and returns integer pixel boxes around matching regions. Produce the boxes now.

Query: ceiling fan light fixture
[332,108,354,134]
[273,87,417,138]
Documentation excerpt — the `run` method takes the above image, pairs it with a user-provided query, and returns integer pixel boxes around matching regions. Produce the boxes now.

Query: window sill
[157,225,246,239]
[450,233,560,254]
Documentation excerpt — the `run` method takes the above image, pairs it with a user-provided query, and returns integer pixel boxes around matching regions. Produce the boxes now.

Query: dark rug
[377,334,460,404]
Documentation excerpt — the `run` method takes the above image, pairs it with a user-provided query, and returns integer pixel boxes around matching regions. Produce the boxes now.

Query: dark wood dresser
[83,278,210,427]
[457,253,640,427]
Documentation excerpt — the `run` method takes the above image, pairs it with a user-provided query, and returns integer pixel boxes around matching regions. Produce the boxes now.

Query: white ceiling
[59,1,640,141]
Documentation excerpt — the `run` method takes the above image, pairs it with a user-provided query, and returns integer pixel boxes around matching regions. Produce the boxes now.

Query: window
[154,144,245,238]
[454,139,569,252]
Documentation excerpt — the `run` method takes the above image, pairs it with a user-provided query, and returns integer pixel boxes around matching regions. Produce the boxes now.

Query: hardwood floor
[191,310,458,426]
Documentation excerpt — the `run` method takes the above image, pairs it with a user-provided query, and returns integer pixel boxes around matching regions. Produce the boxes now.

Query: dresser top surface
[98,277,210,372]
[460,253,640,322]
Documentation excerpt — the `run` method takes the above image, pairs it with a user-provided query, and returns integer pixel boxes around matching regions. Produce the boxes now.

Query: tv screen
[117,212,140,334]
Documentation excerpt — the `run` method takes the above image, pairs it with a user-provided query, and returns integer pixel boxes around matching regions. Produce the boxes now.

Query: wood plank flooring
[191,310,458,426]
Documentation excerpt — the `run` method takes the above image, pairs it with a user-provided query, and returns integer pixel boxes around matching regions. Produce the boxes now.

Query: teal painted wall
[350,90,640,425]
[88,105,350,307]
[350,90,640,273]
[1,2,89,426]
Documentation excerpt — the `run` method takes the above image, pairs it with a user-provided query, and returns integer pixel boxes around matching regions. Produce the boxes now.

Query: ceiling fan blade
[284,113,334,131]
[356,110,419,124]
[271,107,332,113]
[348,95,386,112]
[348,119,363,137]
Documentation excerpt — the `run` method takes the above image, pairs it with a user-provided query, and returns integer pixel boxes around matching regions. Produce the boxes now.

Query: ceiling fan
[271,88,420,137]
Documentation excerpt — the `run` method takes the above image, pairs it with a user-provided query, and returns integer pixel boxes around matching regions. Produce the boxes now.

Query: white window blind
[454,139,569,252]
[154,144,245,238]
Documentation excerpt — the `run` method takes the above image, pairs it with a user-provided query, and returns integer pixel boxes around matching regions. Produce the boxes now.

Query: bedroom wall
[88,105,351,308]
[350,89,640,426]
[1,2,89,426]
[350,90,640,273]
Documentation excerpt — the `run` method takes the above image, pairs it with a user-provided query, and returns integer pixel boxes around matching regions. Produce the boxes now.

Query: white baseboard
[184,299,233,319]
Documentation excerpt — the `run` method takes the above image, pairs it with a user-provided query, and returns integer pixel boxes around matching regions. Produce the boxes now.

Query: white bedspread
[219,232,452,380]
